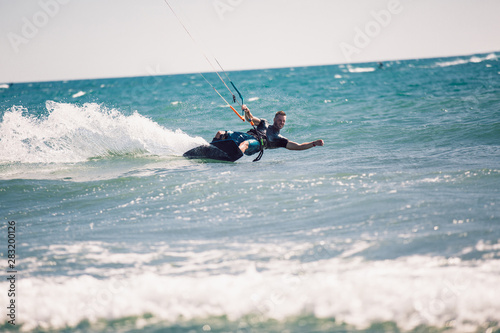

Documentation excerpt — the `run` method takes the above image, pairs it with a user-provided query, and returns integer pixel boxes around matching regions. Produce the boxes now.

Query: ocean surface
[1,53,499,332]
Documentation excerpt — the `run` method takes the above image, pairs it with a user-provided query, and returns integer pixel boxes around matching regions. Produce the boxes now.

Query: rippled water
[1,53,499,332]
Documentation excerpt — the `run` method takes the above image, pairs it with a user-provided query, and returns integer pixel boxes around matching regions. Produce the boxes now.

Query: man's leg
[213,131,227,141]
[213,131,255,155]
[238,140,249,154]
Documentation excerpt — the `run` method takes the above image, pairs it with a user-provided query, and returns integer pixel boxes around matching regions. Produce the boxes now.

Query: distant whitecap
[72,91,86,98]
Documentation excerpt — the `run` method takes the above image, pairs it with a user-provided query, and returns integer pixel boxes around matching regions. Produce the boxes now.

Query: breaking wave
[0,101,206,164]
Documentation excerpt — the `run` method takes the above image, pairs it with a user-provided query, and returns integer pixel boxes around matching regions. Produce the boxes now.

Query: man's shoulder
[257,118,269,129]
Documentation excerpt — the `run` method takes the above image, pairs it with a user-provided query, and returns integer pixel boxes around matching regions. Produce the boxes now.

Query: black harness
[247,128,266,162]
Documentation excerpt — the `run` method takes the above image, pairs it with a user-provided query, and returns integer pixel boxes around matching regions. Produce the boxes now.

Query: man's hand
[313,139,324,147]
[242,104,260,125]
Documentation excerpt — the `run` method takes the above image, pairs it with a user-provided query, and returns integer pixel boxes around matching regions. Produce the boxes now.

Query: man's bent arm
[286,140,324,151]
[242,105,261,126]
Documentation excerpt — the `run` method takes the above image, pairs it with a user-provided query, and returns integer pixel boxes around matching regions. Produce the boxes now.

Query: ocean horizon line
[2,50,498,86]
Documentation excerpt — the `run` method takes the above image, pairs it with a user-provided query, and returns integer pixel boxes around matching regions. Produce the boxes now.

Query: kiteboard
[183,139,244,162]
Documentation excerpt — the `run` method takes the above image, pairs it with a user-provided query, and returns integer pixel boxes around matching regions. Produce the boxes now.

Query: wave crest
[0,101,206,164]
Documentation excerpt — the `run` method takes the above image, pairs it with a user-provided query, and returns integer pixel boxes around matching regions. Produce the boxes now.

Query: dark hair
[275,111,286,117]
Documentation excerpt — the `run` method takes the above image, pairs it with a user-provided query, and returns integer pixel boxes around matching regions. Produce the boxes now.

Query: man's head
[274,111,286,130]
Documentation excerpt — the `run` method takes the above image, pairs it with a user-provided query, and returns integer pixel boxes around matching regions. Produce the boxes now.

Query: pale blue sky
[1,0,499,83]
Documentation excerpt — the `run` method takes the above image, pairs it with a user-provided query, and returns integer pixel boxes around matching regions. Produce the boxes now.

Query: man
[213,105,324,157]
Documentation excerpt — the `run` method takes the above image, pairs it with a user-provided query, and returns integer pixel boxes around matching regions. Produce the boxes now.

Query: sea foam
[434,53,497,68]
[0,101,206,164]
[4,240,500,331]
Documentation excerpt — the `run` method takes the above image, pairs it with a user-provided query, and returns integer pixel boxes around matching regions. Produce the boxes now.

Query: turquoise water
[1,53,500,332]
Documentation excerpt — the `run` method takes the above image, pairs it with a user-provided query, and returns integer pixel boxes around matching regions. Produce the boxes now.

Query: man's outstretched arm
[286,139,324,151]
